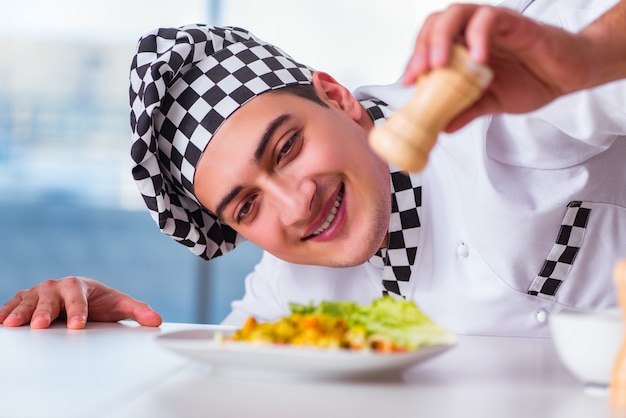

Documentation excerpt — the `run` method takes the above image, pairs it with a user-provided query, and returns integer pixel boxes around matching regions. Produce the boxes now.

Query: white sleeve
[484,79,626,169]
[221,251,290,326]
[537,81,626,145]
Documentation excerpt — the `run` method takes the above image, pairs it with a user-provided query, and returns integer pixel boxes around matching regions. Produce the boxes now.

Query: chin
[318,240,383,268]
[279,244,378,268]
[326,223,388,267]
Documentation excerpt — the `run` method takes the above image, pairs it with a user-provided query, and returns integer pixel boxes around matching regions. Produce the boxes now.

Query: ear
[312,72,363,122]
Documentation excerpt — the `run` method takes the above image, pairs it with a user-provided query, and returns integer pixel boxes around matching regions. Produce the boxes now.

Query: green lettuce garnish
[289,297,454,350]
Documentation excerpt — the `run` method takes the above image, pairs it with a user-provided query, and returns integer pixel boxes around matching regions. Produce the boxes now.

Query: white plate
[157,329,456,380]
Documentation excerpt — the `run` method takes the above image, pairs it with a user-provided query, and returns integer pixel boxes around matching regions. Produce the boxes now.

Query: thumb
[81,279,164,326]
[129,304,163,327]
[444,106,484,133]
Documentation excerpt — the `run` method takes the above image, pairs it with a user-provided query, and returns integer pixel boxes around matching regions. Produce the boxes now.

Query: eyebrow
[254,113,291,161]
[214,113,292,220]
[215,185,244,220]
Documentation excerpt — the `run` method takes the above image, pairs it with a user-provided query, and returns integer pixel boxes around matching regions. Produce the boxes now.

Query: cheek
[234,216,283,252]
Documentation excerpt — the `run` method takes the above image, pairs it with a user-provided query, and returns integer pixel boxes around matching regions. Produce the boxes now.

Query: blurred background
[0,0,469,324]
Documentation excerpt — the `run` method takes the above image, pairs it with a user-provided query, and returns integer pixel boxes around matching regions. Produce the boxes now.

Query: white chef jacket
[223,0,626,337]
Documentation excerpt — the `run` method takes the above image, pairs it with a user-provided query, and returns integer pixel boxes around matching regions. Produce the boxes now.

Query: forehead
[193,90,313,210]
[205,90,308,155]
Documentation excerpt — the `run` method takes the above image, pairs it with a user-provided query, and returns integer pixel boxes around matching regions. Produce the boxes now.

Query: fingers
[0,291,32,327]
[57,277,89,329]
[466,6,541,59]
[29,279,65,329]
[0,285,59,328]
[1,277,89,329]
[403,4,515,86]
[82,280,162,327]
[424,4,480,66]
[403,11,442,85]
[464,6,501,63]
[404,4,483,85]
[1,277,162,329]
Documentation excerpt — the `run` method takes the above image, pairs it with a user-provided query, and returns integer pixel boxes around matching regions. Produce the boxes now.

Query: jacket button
[456,242,469,257]
[536,309,548,323]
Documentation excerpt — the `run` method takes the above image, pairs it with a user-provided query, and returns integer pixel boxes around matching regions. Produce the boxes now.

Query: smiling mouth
[305,185,344,239]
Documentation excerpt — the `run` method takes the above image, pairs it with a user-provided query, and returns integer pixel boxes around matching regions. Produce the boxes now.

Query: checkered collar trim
[363,100,423,298]
[128,24,314,260]
[528,201,592,299]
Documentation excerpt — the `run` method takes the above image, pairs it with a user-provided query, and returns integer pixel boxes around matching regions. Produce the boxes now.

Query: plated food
[156,297,455,379]
[226,297,455,352]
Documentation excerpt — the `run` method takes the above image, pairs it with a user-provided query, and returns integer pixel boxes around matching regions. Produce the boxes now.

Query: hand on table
[402,3,608,132]
[0,277,162,329]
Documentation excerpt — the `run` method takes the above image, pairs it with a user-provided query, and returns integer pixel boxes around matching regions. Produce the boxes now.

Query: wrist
[577,1,626,88]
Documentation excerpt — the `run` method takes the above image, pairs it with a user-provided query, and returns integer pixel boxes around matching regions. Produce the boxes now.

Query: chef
[1,0,625,336]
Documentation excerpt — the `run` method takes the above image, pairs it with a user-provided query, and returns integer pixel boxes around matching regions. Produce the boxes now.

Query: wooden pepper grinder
[369,44,493,173]
[611,258,626,408]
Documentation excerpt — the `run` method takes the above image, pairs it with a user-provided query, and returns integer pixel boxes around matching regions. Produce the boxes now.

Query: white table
[0,321,619,418]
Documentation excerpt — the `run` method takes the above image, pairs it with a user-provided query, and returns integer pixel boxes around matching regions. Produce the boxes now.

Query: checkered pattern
[528,201,592,298]
[364,100,422,298]
[129,24,314,260]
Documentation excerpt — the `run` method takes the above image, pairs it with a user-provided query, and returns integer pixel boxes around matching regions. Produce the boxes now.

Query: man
[1,0,625,336]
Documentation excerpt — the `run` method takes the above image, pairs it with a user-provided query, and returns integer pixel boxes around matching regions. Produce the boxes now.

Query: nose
[262,175,314,226]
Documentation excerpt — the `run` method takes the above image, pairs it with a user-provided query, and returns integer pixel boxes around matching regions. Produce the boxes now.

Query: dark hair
[274,84,329,108]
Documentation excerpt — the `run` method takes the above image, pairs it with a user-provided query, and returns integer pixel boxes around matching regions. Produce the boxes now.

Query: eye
[235,194,258,223]
[276,131,301,165]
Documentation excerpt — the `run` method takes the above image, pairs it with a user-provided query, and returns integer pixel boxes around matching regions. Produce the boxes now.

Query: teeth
[312,187,343,236]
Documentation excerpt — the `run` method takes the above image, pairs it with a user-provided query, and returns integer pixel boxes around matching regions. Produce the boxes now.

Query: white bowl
[549,308,624,386]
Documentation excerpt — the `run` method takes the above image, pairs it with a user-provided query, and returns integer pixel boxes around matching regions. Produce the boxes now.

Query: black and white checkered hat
[129,24,314,260]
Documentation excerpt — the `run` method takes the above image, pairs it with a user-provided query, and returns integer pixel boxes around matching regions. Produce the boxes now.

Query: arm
[0,277,162,329]
[402,1,626,132]
[579,0,626,88]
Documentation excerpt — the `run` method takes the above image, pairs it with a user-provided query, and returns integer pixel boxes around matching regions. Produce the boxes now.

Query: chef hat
[129,24,315,260]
